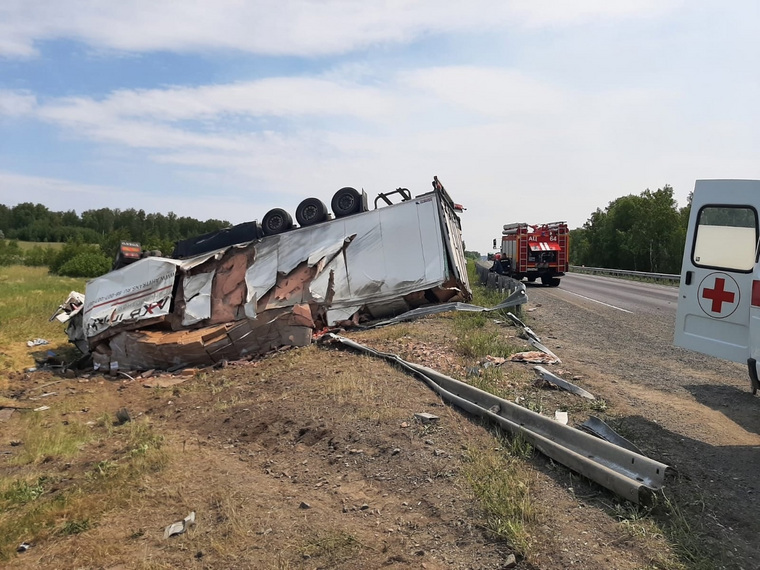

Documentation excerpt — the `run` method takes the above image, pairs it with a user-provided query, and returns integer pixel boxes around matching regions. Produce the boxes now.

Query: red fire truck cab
[492,221,569,286]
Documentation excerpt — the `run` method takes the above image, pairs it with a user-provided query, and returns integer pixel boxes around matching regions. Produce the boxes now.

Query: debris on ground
[26,338,49,347]
[580,416,644,455]
[414,412,439,423]
[509,351,560,365]
[163,511,196,539]
[115,408,132,424]
[533,366,595,399]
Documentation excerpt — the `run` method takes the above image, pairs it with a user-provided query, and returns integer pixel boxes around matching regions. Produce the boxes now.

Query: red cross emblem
[698,273,740,318]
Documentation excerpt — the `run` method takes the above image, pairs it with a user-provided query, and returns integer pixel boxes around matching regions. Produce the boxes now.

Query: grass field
[0,265,86,382]
[15,241,66,251]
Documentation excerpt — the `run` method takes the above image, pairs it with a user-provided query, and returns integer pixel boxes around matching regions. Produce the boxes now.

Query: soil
[1,283,758,569]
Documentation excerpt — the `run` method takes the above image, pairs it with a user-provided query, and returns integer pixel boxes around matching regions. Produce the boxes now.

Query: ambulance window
[692,206,758,272]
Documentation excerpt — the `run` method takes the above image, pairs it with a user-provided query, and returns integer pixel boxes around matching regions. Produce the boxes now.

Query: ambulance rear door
[674,180,760,365]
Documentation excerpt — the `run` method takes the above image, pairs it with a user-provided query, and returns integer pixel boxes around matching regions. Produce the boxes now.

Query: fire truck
[492,221,569,286]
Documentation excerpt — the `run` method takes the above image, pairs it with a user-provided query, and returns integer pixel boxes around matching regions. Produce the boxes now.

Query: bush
[50,242,111,277]
[0,240,23,266]
[56,252,111,278]
[23,246,59,268]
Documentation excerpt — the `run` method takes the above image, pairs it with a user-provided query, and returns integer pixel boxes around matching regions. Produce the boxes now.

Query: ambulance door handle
[685,271,692,285]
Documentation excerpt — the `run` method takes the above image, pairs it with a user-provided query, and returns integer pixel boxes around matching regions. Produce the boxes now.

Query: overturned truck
[64,177,471,371]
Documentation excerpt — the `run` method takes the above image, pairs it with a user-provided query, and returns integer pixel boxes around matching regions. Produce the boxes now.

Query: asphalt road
[541,271,680,315]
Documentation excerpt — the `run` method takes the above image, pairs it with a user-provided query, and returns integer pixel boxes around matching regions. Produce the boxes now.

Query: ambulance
[674,179,760,395]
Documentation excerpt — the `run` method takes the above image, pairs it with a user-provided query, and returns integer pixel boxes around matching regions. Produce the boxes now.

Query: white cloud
[0,0,679,58]
[5,61,740,252]
[0,90,37,116]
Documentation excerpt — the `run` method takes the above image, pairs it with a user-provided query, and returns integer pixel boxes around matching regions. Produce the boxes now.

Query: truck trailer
[58,177,471,371]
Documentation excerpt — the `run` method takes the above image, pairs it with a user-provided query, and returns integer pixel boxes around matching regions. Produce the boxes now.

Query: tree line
[0,202,229,255]
[569,185,690,274]
[1,186,691,278]
[0,202,230,277]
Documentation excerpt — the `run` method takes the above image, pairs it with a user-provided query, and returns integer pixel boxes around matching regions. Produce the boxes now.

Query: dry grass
[0,410,168,561]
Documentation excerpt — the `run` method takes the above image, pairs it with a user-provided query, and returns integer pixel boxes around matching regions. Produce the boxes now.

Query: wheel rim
[303,205,318,222]
[266,215,283,231]
[338,195,355,211]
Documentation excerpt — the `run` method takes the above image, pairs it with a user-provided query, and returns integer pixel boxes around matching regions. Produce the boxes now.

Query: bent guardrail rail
[324,333,670,504]
[475,261,528,315]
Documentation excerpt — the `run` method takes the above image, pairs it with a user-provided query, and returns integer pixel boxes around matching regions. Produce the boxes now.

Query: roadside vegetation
[0,202,231,278]
[0,265,86,379]
[570,185,690,274]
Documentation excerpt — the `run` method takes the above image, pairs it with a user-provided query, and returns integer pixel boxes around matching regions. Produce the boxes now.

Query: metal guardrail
[569,265,680,283]
[324,333,669,503]
[475,260,528,299]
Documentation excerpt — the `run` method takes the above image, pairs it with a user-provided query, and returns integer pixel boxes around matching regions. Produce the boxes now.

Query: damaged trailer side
[69,180,471,371]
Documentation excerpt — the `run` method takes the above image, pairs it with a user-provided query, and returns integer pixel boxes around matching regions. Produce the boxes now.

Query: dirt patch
[3,295,755,569]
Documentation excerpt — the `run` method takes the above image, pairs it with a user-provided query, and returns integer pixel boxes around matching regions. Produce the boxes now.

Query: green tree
[576,185,686,273]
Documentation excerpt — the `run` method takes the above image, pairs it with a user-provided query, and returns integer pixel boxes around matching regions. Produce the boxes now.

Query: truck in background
[492,222,569,286]
[674,179,760,395]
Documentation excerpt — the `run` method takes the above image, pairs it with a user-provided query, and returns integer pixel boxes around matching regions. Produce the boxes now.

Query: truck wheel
[261,208,294,236]
[331,187,363,218]
[296,197,328,227]
[542,276,561,287]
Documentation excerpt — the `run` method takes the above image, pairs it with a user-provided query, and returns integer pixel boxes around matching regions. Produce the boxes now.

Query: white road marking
[562,290,634,314]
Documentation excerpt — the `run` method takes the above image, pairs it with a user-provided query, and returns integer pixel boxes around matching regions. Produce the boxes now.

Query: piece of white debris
[164,511,196,539]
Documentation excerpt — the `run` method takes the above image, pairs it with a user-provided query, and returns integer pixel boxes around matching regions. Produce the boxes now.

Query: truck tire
[542,276,561,287]
[296,197,328,227]
[331,187,365,218]
[261,208,294,236]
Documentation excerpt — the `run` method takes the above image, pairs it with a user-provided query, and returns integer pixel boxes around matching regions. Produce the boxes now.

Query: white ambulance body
[674,179,760,395]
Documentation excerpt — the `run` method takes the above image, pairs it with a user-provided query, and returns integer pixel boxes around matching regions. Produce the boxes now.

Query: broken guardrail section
[323,333,670,504]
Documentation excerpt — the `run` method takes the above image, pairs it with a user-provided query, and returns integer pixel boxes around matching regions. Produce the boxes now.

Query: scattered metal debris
[33,405,50,412]
[164,511,196,539]
[369,290,527,329]
[26,338,49,347]
[503,312,561,362]
[580,416,644,456]
[323,333,670,504]
[17,542,30,553]
[533,366,595,400]
[414,412,439,423]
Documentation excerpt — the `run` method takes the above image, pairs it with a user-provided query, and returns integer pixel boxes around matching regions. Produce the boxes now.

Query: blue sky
[1,0,759,252]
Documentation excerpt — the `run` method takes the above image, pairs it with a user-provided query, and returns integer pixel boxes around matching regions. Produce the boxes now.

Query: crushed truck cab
[674,179,760,395]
